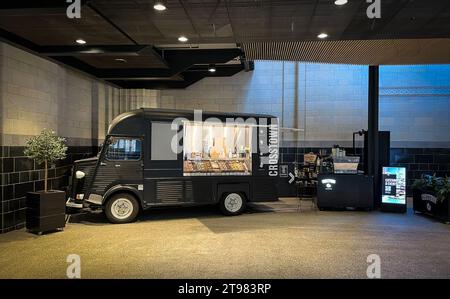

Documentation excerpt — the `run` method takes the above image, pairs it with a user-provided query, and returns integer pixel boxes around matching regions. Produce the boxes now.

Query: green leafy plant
[412,174,450,203]
[24,129,68,192]
[411,177,428,190]
[437,176,450,203]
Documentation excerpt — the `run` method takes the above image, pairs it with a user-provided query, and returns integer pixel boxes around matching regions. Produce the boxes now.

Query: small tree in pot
[24,129,68,234]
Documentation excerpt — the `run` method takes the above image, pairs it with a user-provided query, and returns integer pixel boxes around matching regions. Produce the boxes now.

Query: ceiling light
[178,36,188,42]
[208,64,216,73]
[317,33,328,39]
[153,1,166,11]
[334,0,348,5]
[75,39,86,45]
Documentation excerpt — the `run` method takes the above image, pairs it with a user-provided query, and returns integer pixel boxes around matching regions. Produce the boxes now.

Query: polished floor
[1,198,450,279]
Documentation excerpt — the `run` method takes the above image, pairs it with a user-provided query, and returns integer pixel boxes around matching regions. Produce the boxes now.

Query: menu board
[382,167,406,205]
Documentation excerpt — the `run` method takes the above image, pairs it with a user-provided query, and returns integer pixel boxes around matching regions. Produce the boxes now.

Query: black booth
[316,131,390,210]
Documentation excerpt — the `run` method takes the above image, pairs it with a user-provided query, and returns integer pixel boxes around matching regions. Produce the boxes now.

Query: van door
[144,121,183,205]
[91,137,143,201]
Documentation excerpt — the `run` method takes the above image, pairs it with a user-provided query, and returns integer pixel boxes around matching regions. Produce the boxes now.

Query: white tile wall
[0,42,159,146]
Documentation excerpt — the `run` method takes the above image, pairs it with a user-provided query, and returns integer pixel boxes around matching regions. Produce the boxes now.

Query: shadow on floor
[67,204,259,226]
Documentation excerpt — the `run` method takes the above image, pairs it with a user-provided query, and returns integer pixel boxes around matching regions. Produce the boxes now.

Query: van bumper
[66,197,83,209]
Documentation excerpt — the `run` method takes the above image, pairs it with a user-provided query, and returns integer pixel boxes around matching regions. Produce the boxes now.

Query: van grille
[156,181,183,203]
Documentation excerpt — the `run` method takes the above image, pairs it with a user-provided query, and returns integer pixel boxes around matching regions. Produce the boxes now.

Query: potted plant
[24,129,68,234]
[412,174,450,223]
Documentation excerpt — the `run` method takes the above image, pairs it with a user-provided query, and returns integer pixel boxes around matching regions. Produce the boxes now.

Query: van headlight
[75,171,85,179]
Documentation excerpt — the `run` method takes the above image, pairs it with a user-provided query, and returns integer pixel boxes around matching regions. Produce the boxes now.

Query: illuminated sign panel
[381,167,406,205]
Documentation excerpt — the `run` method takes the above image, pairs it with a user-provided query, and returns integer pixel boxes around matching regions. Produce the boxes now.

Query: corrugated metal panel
[241,38,450,65]
[157,180,183,203]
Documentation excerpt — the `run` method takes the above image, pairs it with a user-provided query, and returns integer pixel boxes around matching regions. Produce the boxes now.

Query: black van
[66,108,279,223]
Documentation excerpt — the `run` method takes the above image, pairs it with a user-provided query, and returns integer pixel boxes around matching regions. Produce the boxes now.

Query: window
[151,122,178,160]
[183,121,253,176]
[106,138,142,160]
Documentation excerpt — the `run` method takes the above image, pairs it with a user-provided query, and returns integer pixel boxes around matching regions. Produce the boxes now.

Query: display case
[333,156,360,174]
[183,121,252,176]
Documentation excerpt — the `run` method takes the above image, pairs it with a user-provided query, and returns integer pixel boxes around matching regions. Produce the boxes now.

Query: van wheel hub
[224,193,243,213]
[111,198,133,219]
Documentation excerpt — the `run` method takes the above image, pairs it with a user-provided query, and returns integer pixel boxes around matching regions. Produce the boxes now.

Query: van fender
[103,185,142,205]
[217,183,250,202]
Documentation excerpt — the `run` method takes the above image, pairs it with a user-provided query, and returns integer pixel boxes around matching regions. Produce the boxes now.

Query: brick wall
[0,42,159,233]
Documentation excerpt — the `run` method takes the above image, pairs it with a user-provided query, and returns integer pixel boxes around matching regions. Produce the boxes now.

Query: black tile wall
[0,145,97,234]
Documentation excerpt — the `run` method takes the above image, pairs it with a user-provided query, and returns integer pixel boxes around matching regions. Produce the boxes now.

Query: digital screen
[382,167,406,205]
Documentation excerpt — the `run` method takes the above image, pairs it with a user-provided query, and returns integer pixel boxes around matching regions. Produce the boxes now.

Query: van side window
[106,138,142,160]
[151,122,178,160]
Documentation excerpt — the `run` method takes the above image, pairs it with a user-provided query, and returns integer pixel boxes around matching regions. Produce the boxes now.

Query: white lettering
[366,254,381,278]
[66,254,81,278]
[66,0,81,19]
[366,0,381,19]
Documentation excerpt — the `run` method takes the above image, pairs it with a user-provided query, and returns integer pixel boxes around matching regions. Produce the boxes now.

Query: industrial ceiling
[1,0,450,88]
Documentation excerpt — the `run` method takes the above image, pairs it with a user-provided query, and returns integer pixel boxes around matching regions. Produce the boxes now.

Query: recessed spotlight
[178,36,188,42]
[114,58,127,63]
[317,33,328,39]
[334,0,348,5]
[75,39,86,45]
[208,64,216,73]
[153,1,166,11]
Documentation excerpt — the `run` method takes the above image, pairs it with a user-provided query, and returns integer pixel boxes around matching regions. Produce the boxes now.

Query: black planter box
[26,191,66,234]
[413,188,450,223]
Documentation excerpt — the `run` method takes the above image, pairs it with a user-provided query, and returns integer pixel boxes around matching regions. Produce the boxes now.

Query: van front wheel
[105,193,139,224]
[219,192,246,216]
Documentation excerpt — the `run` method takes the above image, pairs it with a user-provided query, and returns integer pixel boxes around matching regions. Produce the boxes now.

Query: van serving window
[106,138,142,160]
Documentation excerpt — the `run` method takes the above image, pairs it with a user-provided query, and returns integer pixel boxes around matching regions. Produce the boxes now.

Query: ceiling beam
[40,45,150,56]
[108,63,244,89]
[109,72,207,89]
[0,1,90,9]
[97,48,243,79]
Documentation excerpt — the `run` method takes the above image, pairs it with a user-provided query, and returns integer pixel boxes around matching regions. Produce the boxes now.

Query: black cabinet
[317,174,374,210]
[26,191,66,234]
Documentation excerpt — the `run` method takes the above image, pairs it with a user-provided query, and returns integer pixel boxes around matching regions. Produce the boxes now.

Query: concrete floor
[1,198,450,279]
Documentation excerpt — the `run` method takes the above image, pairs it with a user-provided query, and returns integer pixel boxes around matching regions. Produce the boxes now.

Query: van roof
[140,108,276,119]
[108,108,277,135]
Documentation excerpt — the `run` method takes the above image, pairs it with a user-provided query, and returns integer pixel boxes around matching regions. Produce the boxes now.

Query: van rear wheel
[105,193,139,224]
[219,192,246,216]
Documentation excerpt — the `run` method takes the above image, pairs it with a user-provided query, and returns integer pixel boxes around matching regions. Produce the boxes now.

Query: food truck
[66,108,279,223]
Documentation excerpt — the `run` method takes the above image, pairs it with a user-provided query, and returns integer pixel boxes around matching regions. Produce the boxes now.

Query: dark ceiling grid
[1,0,450,89]
[224,0,237,44]
[366,0,412,38]
[86,1,139,45]
[337,0,366,40]
[0,0,247,88]
[401,0,450,37]
[178,0,202,42]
